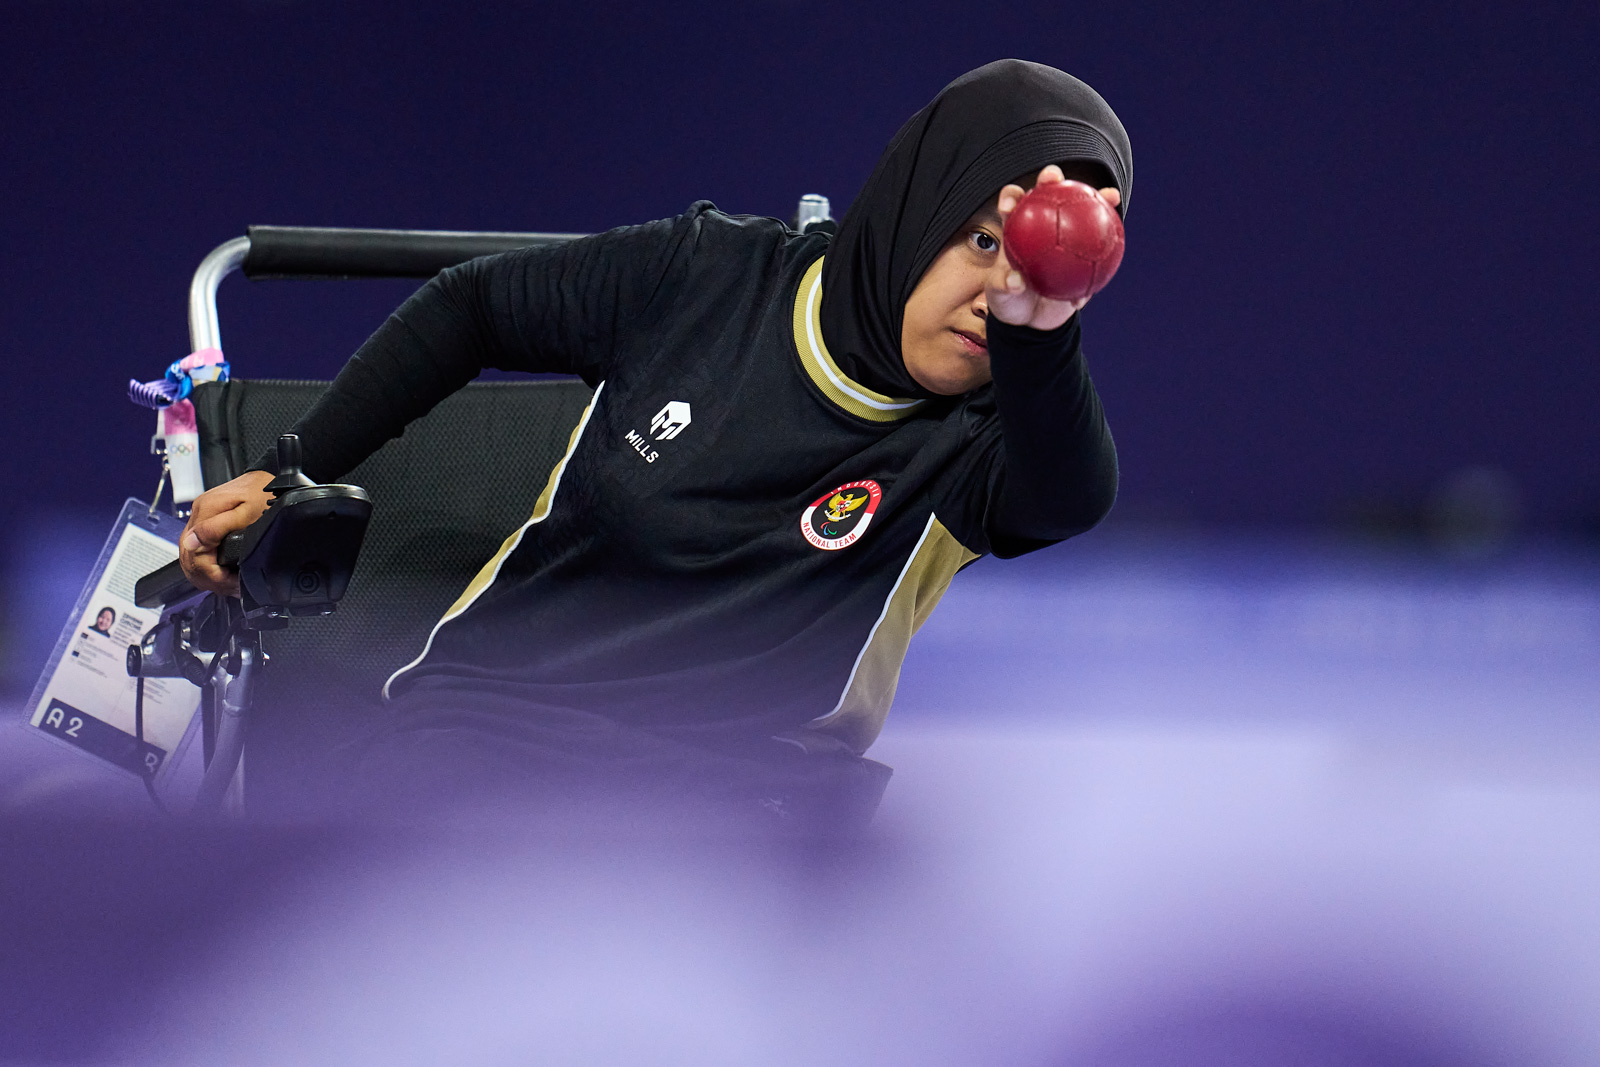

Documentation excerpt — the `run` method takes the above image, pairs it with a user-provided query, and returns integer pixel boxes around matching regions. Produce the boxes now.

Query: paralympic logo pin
[801,480,882,550]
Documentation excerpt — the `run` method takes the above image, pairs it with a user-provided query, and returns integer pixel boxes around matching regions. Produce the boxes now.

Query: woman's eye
[969,231,999,253]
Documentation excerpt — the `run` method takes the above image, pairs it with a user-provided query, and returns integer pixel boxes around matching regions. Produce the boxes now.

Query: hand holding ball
[1001,179,1125,302]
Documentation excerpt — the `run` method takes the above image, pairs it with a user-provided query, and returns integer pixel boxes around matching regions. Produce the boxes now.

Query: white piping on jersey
[381,381,606,701]
[801,266,923,414]
[809,511,940,726]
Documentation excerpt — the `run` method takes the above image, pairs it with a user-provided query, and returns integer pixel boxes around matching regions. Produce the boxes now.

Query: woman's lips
[954,329,988,355]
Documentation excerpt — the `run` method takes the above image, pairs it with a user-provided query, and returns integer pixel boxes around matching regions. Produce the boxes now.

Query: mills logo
[800,480,882,551]
[650,401,692,441]
[625,400,692,463]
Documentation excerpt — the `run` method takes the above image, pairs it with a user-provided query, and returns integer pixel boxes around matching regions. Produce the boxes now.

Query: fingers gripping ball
[1002,179,1126,302]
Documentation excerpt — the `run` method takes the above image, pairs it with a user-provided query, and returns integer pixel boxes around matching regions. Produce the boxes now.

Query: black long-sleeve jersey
[269,202,1117,754]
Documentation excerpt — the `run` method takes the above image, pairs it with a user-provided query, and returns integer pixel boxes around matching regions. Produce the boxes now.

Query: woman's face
[898,161,1116,395]
[899,197,1005,395]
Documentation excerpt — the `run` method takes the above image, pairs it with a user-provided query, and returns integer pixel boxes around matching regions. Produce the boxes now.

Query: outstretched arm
[179,211,697,594]
[178,266,520,596]
[983,166,1121,555]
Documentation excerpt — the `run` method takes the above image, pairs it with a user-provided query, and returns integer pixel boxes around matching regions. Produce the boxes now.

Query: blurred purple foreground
[2,528,1598,1065]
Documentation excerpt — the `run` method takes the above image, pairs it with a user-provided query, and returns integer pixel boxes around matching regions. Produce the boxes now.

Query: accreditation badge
[24,499,201,784]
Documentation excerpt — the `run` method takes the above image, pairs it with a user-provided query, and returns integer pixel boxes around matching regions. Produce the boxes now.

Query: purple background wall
[4,10,1600,1057]
[4,0,1597,532]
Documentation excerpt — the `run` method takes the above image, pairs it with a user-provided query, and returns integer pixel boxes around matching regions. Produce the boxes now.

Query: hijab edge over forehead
[905,118,1128,311]
[819,60,1133,401]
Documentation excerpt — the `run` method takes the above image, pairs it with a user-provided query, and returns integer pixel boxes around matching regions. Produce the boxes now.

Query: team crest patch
[801,480,882,550]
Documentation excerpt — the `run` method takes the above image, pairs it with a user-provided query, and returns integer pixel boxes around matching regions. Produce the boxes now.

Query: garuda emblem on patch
[801,479,882,550]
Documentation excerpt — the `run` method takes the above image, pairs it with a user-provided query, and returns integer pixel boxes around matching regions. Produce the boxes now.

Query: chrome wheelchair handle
[188,236,250,353]
[187,227,583,355]
[186,200,826,356]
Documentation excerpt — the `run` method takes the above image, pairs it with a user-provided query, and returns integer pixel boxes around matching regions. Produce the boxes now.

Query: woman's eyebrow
[970,204,1003,229]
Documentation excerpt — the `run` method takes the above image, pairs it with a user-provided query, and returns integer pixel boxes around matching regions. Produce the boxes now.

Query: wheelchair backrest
[190,377,594,812]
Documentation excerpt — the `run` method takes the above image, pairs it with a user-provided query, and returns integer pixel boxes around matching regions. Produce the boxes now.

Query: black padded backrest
[189,377,595,813]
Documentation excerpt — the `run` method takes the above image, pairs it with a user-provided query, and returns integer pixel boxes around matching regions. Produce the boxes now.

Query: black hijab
[819,59,1133,400]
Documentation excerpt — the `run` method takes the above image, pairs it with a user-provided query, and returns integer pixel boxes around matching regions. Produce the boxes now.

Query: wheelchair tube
[193,643,256,812]
[188,236,250,354]
[241,226,583,280]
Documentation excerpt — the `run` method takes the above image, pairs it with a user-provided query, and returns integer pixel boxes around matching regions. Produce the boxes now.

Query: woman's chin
[903,340,992,395]
[929,354,991,395]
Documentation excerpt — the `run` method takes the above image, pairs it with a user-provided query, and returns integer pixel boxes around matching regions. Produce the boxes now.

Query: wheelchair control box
[118,434,372,811]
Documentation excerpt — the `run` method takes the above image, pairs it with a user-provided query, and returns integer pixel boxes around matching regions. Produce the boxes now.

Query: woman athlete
[177,59,1132,825]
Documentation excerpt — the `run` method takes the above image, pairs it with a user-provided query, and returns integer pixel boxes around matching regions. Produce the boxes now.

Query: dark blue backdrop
[4,0,1597,531]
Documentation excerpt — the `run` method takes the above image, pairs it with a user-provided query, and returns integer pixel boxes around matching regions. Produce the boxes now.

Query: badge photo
[801,480,882,550]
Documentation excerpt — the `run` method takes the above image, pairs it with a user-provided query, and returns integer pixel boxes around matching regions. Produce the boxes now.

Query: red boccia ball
[1000,179,1125,302]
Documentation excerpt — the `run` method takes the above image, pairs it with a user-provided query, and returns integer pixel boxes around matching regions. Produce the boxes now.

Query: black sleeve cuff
[983,312,1118,551]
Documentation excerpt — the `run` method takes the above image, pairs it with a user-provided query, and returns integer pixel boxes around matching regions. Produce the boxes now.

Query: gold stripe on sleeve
[805,514,979,752]
[381,382,606,700]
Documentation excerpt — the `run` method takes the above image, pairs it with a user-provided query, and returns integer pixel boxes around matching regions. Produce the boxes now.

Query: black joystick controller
[219,434,372,626]
[262,433,317,494]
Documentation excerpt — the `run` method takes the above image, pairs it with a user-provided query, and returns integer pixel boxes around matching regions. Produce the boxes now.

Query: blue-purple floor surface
[3,527,1599,1065]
